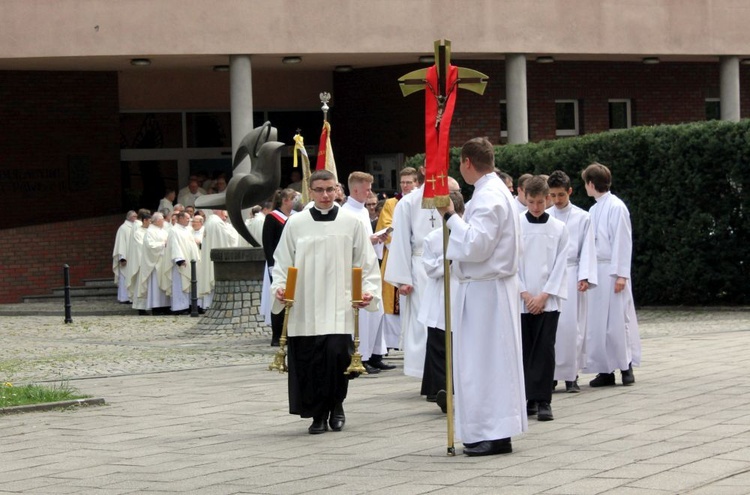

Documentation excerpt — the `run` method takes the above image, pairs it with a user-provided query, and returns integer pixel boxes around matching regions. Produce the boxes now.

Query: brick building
[1,0,749,302]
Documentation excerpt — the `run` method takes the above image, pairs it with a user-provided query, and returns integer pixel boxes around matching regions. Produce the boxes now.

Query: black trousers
[421,327,448,397]
[287,334,353,419]
[521,311,560,403]
[271,309,285,343]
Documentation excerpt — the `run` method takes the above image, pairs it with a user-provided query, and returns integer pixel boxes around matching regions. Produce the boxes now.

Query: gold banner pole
[443,219,455,456]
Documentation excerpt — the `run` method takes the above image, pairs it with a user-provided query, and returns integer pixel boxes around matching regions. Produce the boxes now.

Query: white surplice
[125,222,146,301]
[384,186,441,378]
[548,202,598,381]
[518,213,569,313]
[583,192,642,373]
[134,224,169,310]
[341,197,386,360]
[445,173,527,444]
[197,214,239,308]
[418,228,458,330]
[112,220,133,302]
[163,224,201,311]
[271,207,381,338]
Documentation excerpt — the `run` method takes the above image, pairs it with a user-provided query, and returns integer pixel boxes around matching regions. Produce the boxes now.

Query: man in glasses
[271,169,382,435]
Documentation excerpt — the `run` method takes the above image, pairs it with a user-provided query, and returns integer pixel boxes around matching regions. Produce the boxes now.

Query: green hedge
[405,120,750,305]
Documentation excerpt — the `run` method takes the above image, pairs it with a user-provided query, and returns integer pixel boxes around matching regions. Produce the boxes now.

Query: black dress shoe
[369,360,396,370]
[308,416,327,434]
[435,389,447,414]
[590,372,616,387]
[463,438,512,456]
[270,340,280,347]
[565,379,581,393]
[363,362,380,374]
[537,402,554,421]
[621,363,635,386]
[329,403,346,431]
[526,400,538,416]
[425,394,437,403]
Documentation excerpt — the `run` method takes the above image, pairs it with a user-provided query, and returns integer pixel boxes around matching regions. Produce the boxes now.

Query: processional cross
[398,39,488,208]
[398,39,489,457]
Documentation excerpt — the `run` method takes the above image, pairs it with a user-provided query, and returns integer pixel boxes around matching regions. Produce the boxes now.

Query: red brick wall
[0,215,122,303]
[333,61,750,180]
[0,71,121,229]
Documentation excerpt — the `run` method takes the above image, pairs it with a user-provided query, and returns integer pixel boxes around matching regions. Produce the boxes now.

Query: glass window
[186,112,231,148]
[555,100,579,137]
[609,99,632,130]
[120,113,183,149]
[706,98,721,121]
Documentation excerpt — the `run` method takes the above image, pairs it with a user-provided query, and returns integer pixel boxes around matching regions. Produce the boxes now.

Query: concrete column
[720,56,741,122]
[505,54,529,144]
[230,55,254,157]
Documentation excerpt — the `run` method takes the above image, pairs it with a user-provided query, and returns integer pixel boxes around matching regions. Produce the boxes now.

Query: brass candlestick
[344,300,367,375]
[268,299,293,373]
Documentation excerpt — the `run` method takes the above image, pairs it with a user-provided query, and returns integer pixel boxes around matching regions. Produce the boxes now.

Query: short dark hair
[450,190,466,216]
[547,170,571,190]
[524,175,549,198]
[461,137,495,172]
[581,163,612,192]
[309,169,336,187]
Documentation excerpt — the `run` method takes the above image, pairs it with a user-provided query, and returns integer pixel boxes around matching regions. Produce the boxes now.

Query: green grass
[0,382,90,408]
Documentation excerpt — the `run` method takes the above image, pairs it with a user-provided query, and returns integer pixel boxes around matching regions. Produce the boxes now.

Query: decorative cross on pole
[398,39,488,208]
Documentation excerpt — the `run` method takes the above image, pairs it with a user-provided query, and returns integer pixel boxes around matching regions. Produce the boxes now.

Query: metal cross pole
[398,39,488,457]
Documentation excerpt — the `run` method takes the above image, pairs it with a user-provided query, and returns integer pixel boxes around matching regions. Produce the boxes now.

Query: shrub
[405,120,750,305]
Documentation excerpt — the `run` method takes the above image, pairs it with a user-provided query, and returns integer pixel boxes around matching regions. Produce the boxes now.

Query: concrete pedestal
[192,247,270,336]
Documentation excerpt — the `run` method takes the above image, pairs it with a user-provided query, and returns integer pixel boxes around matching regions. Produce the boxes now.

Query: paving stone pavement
[2,303,750,494]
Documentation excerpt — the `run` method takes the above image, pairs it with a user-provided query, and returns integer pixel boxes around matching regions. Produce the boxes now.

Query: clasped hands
[521,291,548,315]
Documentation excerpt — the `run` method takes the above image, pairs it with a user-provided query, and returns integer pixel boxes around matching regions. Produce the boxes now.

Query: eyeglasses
[365,203,377,207]
[310,187,336,194]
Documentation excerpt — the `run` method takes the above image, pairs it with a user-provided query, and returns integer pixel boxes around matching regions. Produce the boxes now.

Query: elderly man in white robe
[437,137,527,457]
[582,162,641,387]
[133,212,170,315]
[112,210,137,303]
[125,210,150,305]
[547,171,598,393]
[272,170,381,435]
[163,211,201,314]
[196,210,238,308]
[341,172,391,374]
[384,167,444,385]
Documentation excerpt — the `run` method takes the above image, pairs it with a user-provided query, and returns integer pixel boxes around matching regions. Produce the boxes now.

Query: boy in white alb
[519,176,568,422]
[547,171,597,393]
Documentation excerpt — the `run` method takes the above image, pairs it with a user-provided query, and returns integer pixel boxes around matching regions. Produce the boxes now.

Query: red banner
[423,65,458,207]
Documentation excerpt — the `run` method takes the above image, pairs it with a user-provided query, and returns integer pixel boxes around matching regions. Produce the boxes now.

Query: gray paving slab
[1,306,750,494]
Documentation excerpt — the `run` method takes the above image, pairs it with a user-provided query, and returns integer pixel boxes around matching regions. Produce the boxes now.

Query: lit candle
[285,266,298,300]
[352,267,362,301]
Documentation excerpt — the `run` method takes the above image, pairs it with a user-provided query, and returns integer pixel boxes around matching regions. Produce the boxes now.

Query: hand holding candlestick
[269,267,298,373]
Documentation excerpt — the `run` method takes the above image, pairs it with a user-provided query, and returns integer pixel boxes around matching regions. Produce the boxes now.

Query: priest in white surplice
[196,210,239,308]
[133,212,170,314]
[271,170,381,435]
[112,210,137,303]
[437,138,527,457]
[384,168,442,382]
[163,211,200,314]
[125,210,150,304]
[582,163,641,387]
[341,172,391,374]
[547,171,598,392]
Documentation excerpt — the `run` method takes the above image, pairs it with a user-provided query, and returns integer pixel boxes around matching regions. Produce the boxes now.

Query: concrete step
[81,278,116,288]
[49,286,117,298]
